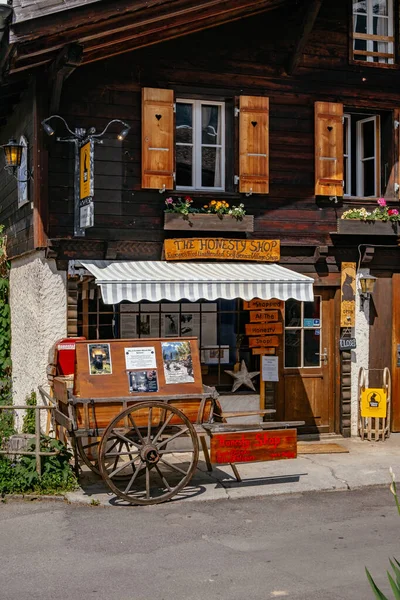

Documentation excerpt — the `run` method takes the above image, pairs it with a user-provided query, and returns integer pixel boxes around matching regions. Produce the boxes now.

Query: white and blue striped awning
[80,260,314,305]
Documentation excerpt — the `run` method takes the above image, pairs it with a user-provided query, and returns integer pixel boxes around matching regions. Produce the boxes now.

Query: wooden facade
[1,0,400,436]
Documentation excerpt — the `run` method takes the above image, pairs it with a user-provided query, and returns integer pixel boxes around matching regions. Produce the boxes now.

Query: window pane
[353,1,367,13]
[176,145,193,187]
[362,120,375,158]
[354,14,367,33]
[304,330,320,367]
[373,16,388,35]
[202,147,222,188]
[202,105,221,145]
[176,103,193,144]
[373,0,388,16]
[285,299,301,327]
[285,330,301,368]
[355,39,367,52]
[304,297,321,323]
[364,159,376,196]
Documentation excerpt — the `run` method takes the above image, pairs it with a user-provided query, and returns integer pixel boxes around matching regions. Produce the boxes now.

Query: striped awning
[80,260,314,305]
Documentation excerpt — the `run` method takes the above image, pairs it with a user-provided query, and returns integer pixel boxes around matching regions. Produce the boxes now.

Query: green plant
[366,468,400,598]
[0,435,78,496]
[0,226,13,449]
[22,390,37,435]
[90,498,100,506]
[164,196,247,220]
[342,198,400,222]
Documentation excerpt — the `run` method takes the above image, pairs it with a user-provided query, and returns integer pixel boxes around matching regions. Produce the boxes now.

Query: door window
[284,297,321,368]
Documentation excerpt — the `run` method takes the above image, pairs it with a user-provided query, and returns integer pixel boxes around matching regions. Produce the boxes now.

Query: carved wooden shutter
[142,88,174,190]
[239,96,269,194]
[315,101,344,196]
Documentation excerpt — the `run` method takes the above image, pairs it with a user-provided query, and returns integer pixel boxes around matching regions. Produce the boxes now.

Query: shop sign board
[252,347,276,355]
[249,336,280,348]
[210,429,297,464]
[360,388,387,418]
[248,310,279,323]
[339,337,356,351]
[246,322,282,336]
[244,299,284,310]
[340,262,356,327]
[247,322,282,335]
[164,238,280,261]
[79,140,94,200]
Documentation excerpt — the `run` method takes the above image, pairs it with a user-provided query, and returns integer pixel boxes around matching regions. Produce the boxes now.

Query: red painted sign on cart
[210,429,297,464]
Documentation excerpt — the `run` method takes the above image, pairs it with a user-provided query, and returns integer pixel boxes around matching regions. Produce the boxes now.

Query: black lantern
[2,138,23,171]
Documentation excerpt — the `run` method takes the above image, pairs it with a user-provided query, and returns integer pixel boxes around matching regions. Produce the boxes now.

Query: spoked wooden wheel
[77,435,142,480]
[98,401,199,505]
[76,437,101,475]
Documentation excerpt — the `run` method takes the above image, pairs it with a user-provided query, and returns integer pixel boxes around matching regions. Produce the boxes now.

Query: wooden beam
[33,73,48,249]
[286,0,323,75]
[49,43,83,113]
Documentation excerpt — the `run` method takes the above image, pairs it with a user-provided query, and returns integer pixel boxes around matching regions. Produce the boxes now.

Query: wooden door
[392,274,400,431]
[279,288,337,433]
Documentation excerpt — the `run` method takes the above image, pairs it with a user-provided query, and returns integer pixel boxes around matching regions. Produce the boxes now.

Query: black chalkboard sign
[339,338,356,351]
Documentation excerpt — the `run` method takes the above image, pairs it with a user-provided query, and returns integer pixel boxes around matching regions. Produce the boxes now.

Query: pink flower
[377,197,387,207]
[388,209,399,216]
[165,197,174,204]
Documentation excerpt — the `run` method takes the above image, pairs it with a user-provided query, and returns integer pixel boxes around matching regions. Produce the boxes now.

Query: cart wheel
[76,437,101,475]
[98,401,199,506]
[77,436,143,480]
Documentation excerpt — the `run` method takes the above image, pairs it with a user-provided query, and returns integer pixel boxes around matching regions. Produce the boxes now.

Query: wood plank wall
[0,83,34,258]
[43,0,400,247]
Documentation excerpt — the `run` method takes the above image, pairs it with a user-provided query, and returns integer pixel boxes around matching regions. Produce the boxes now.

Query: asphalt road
[1,487,399,600]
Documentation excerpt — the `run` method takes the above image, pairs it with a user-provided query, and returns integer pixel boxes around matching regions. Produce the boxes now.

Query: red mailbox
[55,337,86,376]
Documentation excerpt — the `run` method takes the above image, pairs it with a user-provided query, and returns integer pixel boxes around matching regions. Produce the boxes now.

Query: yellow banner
[164,238,280,262]
[341,262,356,327]
[361,388,387,418]
[80,141,92,200]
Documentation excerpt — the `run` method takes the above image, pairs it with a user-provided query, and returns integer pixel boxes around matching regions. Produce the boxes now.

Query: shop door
[280,288,336,433]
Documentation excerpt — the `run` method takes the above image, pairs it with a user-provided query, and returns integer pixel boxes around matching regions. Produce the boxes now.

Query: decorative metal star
[224,360,260,393]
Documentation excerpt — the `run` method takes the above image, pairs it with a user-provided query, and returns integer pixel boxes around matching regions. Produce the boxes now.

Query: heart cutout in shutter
[155,114,162,121]
[327,126,333,132]
[251,121,258,127]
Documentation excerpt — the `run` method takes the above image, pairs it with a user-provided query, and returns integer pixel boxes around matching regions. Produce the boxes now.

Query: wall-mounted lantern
[1,138,33,182]
[359,273,377,309]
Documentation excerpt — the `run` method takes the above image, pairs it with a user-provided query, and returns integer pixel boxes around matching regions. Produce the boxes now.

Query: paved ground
[1,487,399,600]
[66,433,400,506]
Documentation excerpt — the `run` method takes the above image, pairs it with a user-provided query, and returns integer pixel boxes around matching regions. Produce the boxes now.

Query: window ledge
[344,196,399,203]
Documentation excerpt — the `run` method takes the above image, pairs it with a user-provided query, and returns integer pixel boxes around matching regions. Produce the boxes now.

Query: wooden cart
[50,337,302,506]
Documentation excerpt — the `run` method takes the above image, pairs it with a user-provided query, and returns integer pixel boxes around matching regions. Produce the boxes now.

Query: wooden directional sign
[249,336,279,348]
[248,322,282,335]
[244,299,284,310]
[210,429,297,464]
[246,323,283,336]
[249,310,279,323]
[252,347,276,355]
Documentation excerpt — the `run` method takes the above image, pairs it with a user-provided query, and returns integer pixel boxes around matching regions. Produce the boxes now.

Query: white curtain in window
[202,105,221,188]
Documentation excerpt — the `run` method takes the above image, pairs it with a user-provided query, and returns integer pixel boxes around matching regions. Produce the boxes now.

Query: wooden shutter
[239,95,269,194]
[315,101,344,196]
[142,88,174,190]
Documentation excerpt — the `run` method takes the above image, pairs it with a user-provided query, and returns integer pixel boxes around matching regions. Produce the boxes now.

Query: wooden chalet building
[0,0,400,436]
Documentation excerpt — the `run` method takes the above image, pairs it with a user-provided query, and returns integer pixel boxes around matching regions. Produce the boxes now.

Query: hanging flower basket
[164,213,254,232]
[164,196,254,232]
[338,198,399,235]
[337,219,398,235]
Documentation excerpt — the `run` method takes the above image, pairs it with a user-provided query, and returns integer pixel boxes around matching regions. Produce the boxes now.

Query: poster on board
[88,343,112,375]
[124,347,157,370]
[261,356,279,382]
[128,370,158,393]
[162,341,194,384]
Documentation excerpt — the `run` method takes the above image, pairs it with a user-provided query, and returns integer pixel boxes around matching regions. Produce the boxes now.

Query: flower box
[337,219,399,235]
[164,213,254,232]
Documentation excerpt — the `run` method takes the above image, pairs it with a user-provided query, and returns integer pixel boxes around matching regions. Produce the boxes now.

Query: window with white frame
[343,112,381,197]
[175,100,225,191]
[284,298,321,368]
[353,0,394,64]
